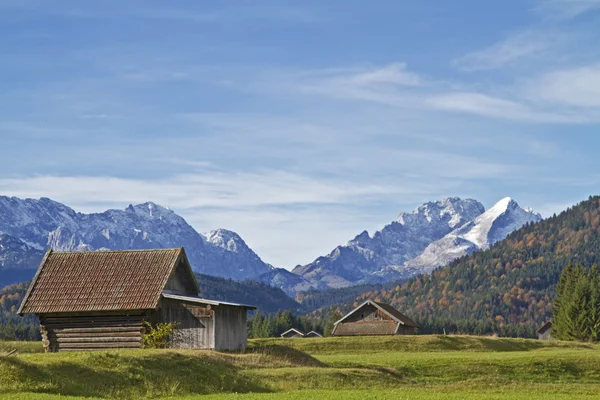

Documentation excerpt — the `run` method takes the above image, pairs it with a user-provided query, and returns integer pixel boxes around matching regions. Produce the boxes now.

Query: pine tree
[553,263,575,339]
[588,265,600,341]
[553,263,600,342]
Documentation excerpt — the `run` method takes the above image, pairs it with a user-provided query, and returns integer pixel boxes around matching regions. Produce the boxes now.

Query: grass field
[1,335,599,399]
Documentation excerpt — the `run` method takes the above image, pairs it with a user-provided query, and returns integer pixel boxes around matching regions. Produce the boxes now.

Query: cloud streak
[453,31,555,71]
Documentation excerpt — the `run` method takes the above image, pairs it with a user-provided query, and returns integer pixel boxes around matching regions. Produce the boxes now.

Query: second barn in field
[332,300,419,336]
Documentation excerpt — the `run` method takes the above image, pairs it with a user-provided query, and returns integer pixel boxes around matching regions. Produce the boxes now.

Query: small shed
[537,321,553,341]
[280,328,304,338]
[304,330,323,338]
[332,300,418,336]
[18,248,255,352]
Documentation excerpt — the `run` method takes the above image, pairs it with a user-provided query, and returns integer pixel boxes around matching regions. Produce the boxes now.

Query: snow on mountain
[403,197,543,273]
[0,196,272,281]
[0,233,44,269]
[201,229,274,279]
[292,197,486,289]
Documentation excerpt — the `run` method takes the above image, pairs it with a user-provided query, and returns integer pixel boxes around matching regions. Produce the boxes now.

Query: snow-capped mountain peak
[204,229,246,252]
[405,197,542,273]
[462,197,516,249]
[397,197,485,230]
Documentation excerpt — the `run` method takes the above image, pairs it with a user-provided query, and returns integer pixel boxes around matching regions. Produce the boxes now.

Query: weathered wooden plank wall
[39,314,145,352]
[214,305,247,351]
[159,298,214,349]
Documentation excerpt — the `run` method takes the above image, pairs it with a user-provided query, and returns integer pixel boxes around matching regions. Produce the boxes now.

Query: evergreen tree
[588,265,600,341]
[553,263,600,342]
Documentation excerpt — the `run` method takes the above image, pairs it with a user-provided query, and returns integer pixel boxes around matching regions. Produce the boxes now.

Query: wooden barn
[537,321,553,341]
[18,248,255,352]
[332,300,418,336]
[304,330,323,338]
[280,328,304,338]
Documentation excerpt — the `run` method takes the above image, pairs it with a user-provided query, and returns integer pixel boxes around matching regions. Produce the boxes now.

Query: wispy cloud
[425,92,589,123]
[524,64,600,108]
[536,0,600,19]
[453,31,556,71]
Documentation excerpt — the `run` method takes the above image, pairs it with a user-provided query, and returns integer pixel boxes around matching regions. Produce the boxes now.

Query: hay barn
[18,248,255,352]
[332,300,418,336]
[280,328,304,338]
[304,331,323,338]
[537,321,553,341]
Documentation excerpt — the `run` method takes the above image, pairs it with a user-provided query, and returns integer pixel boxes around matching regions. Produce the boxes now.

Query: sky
[1,0,600,269]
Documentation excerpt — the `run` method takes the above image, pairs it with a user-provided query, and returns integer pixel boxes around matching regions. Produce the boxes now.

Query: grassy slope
[0,335,599,399]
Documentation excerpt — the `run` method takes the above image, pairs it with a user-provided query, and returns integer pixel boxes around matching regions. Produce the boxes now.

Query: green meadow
[1,335,599,399]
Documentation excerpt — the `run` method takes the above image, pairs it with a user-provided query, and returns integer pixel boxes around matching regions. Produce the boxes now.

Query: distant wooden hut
[18,248,255,352]
[304,330,323,338]
[332,300,418,336]
[537,321,553,341]
[280,328,304,338]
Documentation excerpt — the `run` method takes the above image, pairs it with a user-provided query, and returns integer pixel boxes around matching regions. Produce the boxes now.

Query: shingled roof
[18,248,198,315]
[373,301,419,328]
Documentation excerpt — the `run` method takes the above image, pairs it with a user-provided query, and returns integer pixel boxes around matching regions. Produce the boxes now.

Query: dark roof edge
[41,248,183,254]
[17,248,52,315]
[536,321,553,334]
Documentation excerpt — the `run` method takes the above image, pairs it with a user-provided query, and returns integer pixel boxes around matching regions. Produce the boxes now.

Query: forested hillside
[308,196,600,338]
[195,273,302,313]
[0,282,39,340]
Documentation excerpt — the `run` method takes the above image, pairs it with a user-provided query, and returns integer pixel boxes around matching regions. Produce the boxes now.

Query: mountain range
[0,195,541,294]
[0,196,273,285]
[274,197,541,293]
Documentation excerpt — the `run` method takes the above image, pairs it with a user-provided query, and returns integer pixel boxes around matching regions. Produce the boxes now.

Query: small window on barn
[361,314,364,319]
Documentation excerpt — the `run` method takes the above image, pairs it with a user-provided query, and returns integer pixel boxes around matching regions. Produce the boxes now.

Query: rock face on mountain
[404,197,542,273]
[257,268,322,297]
[0,196,272,280]
[0,234,44,270]
[292,197,541,290]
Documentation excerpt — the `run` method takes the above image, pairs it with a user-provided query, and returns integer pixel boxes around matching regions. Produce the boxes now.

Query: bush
[143,322,176,349]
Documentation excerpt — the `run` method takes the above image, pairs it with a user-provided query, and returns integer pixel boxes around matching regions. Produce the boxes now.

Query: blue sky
[1,0,600,269]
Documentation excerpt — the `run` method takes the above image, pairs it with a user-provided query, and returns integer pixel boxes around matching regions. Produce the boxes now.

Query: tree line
[552,263,600,341]
[0,282,40,341]
[248,308,342,338]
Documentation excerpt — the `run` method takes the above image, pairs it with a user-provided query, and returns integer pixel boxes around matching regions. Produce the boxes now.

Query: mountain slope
[0,196,272,281]
[405,197,542,273]
[0,234,44,269]
[194,273,302,313]
[292,197,485,288]
[292,197,539,291]
[317,195,600,337]
[257,268,322,297]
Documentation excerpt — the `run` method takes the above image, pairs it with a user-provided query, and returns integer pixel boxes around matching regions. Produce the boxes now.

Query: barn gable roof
[335,300,419,328]
[304,330,323,337]
[281,328,304,337]
[18,248,198,315]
